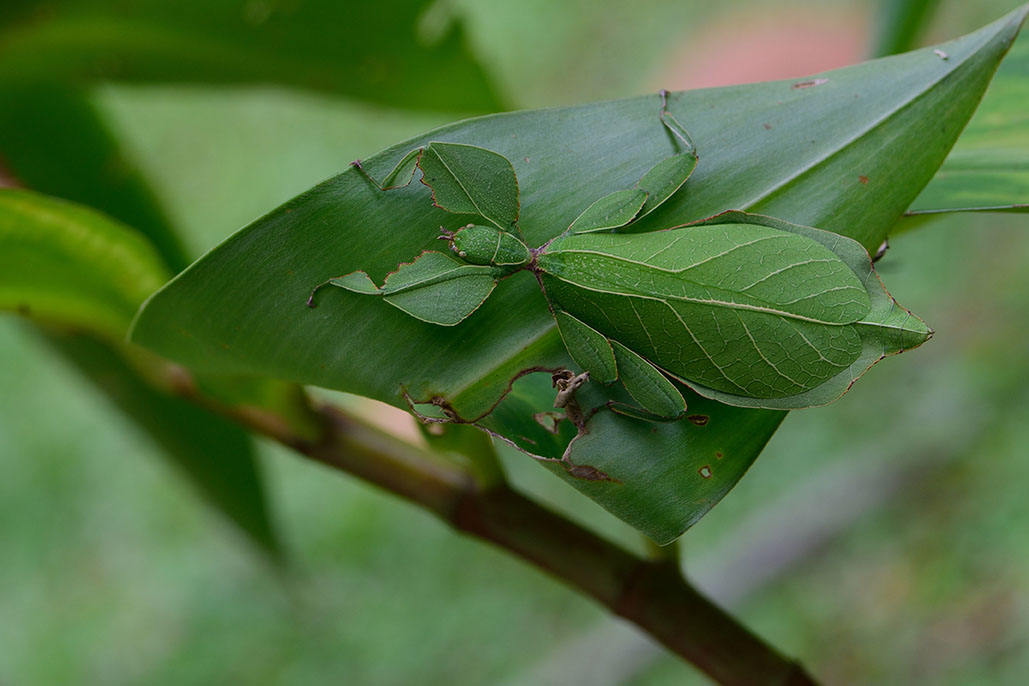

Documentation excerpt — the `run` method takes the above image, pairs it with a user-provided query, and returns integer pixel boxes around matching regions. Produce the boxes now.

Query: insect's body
[312,92,931,419]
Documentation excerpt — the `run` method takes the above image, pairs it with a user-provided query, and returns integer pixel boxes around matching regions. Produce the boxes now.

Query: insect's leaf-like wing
[679,212,932,409]
[419,142,519,229]
[539,218,881,402]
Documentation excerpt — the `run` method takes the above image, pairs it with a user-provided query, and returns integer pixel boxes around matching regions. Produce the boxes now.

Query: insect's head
[445,224,531,268]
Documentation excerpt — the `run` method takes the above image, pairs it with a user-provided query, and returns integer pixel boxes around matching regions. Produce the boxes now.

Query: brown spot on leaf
[715,451,724,460]
[698,465,713,479]
[763,122,772,130]
[859,175,869,185]
[792,78,829,89]
[533,411,563,435]
[566,464,618,483]
[687,414,710,426]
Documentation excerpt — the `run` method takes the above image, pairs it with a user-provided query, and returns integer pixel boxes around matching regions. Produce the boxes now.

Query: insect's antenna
[658,89,696,154]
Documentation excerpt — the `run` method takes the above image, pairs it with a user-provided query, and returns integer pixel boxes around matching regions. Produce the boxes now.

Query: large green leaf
[0,189,282,555]
[911,28,1029,214]
[0,0,502,112]
[131,7,1028,543]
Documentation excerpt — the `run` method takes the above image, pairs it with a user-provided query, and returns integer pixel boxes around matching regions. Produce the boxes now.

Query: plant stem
[274,402,818,686]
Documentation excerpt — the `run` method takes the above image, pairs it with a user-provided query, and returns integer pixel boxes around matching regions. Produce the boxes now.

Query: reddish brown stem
[279,403,817,686]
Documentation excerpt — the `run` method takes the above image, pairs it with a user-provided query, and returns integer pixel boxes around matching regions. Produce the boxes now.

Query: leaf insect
[310,92,931,421]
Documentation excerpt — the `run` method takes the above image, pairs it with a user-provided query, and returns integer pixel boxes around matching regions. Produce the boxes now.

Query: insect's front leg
[565,90,698,236]
[352,146,425,191]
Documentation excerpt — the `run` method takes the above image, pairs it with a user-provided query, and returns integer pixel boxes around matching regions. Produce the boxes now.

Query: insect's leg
[873,238,889,262]
[552,311,617,383]
[609,340,687,421]
[351,147,424,191]
[659,89,696,154]
[306,270,380,307]
[607,401,685,423]
[566,188,649,234]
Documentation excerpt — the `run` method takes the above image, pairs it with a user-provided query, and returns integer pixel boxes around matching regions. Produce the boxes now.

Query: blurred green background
[1,0,1027,683]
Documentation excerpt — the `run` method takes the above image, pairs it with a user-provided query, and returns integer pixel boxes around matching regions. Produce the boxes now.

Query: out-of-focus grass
[2,0,1028,683]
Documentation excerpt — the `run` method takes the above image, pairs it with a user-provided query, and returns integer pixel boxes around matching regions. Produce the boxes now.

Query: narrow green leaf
[0,84,189,270]
[0,189,169,342]
[130,7,1026,542]
[0,0,503,112]
[568,188,648,234]
[910,28,1029,214]
[419,143,520,229]
[871,0,944,57]
[553,311,617,384]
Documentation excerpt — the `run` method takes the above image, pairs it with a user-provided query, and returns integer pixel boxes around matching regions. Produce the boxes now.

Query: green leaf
[910,28,1029,214]
[130,7,1027,543]
[871,0,943,57]
[0,84,190,270]
[0,189,284,556]
[0,84,291,560]
[418,143,520,229]
[0,0,503,112]
[0,189,169,342]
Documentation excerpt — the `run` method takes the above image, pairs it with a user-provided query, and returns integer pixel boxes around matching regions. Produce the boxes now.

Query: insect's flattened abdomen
[541,274,862,398]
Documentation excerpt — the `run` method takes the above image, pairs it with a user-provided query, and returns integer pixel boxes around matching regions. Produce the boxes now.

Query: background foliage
[1,0,1027,683]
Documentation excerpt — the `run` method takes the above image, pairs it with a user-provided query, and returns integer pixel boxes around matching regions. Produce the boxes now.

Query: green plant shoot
[310,94,931,420]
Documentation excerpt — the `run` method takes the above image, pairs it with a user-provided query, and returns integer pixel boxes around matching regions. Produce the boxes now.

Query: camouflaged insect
[310,94,931,420]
